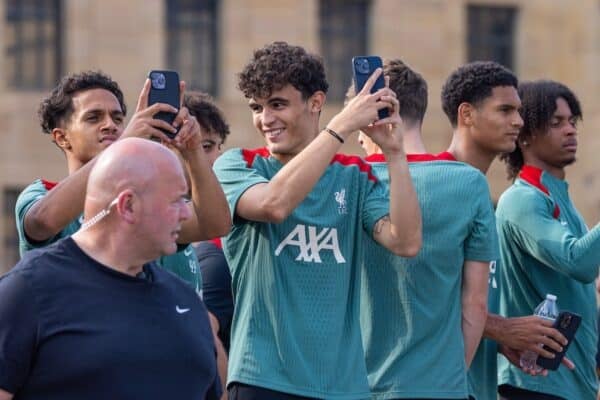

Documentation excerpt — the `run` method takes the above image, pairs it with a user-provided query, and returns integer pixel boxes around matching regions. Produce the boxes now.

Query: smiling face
[57,88,125,169]
[468,85,524,155]
[248,84,322,164]
[525,97,578,177]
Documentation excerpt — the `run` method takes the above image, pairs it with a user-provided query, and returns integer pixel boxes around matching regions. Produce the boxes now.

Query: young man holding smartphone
[213,41,421,399]
[495,80,599,400]
[352,59,496,400]
[15,71,230,270]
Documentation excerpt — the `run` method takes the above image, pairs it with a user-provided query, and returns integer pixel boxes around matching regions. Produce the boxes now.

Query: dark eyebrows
[267,97,289,105]
[82,108,124,118]
[498,102,518,109]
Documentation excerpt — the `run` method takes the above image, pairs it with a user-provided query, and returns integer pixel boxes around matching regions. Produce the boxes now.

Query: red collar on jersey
[41,179,58,191]
[210,237,223,249]
[242,147,378,182]
[518,165,561,219]
[365,151,457,163]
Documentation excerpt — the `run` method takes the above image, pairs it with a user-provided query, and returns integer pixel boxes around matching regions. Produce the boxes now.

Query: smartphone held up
[148,70,180,139]
[352,56,389,120]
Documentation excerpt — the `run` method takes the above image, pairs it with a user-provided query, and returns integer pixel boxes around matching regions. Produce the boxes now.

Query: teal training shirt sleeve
[15,181,56,255]
[362,173,390,238]
[213,149,269,221]
[501,189,600,283]
[464,176,499,262]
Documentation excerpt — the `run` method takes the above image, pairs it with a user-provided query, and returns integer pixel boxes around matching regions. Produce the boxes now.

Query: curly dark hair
[344,59,427,127]
[441,61,518,127]
[184,91,230,142]
[38,71,126,134]
[238,41,328,100]
[500,80,582,179]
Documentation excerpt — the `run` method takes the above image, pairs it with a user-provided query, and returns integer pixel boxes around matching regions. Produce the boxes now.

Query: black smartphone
[148,70,180,139]
[352,56,389,120]
[536,311,581,370]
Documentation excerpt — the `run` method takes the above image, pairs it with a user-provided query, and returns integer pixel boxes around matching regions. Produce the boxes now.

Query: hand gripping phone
[536,311,581,370]
[351,56,389,120]
[148,70,180,138]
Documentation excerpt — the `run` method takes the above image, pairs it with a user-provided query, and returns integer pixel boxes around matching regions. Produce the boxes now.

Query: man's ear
[116,191,138,224]
[457,102,475,127]
[52,128,71,150]
[308,91,326,113]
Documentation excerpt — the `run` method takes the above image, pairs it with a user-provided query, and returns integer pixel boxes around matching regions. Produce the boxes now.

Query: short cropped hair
[184,91,230,142]
[500,80,582,179]
[384,59,428,126]
[38,71,126,134]
[238,41,328,100]
[441,61,518,127]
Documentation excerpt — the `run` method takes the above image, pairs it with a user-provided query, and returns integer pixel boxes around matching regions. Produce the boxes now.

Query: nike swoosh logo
[184,247,194,256]
[176,306,190,314]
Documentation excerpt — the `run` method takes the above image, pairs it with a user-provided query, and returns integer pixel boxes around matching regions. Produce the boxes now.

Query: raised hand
[360,75,406,155]
[120,79,179,142]
[171,110,204,158]
[327,68,396,140]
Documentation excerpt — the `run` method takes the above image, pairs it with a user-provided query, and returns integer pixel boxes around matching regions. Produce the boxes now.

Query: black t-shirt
[196,240,233,353]
[0,237,221,400]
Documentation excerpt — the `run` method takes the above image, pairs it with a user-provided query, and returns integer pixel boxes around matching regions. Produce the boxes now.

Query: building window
[319,0,371,102]
[166,0,219,96]
[467,5,517,70]
[3,187,23,274]
[4,0,62,90]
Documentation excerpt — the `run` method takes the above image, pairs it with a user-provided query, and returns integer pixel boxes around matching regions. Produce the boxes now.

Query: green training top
[214,147,389,400]
[496,165,600,400]
[361,153,498,399]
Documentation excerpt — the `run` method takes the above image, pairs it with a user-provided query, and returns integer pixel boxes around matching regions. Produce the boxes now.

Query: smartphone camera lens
[150,72,166,89]
[561,315,571,329]
[355,59,370,74]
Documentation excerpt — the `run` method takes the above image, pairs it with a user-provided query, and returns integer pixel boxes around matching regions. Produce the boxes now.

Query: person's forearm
[482,312,507,343]
[556,224,600,283]
[462,303,487,367]
[461,260,489,366]
[508,216,600,284]
[383,151,422,256]
[181,149,231,242]
[251,129,346,223]
[24,159,96,242]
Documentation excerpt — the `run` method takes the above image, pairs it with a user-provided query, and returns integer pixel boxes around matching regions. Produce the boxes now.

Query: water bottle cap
[546,294,557,301]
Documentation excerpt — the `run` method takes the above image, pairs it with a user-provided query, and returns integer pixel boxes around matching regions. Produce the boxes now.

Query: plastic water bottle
[519,294,559,373]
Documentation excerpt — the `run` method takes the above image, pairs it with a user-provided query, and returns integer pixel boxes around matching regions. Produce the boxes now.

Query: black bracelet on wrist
[324,127,344,144]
